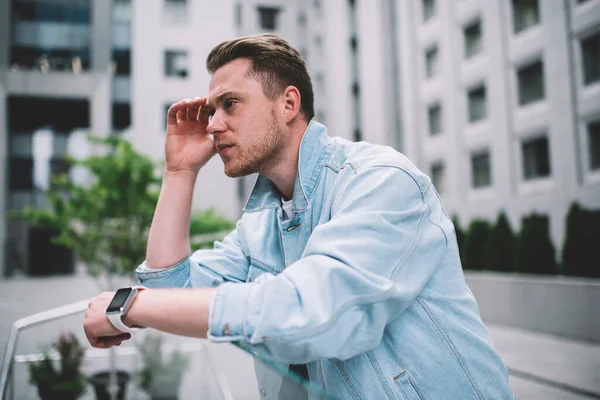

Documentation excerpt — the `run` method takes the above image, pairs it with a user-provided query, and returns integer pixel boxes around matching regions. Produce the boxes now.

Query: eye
[224,99,237,110]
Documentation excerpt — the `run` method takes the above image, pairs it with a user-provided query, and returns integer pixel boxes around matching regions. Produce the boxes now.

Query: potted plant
[137,332,190,400]
[15,135,162,399]
[28,331,86,400]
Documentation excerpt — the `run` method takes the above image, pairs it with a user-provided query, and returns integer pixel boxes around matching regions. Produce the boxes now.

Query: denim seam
[366,350,396,400]
[249,257,280,275]
[333,359,364,400]
[423,193,448,247]
[394,371,425,400]
[416,296,484,400]
[305,141,337,203]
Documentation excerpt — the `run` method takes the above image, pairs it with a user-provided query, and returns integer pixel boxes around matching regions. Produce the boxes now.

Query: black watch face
[106,288,133,313]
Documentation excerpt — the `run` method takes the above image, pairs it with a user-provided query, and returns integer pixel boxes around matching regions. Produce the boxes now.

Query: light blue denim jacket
[137,121,514,399]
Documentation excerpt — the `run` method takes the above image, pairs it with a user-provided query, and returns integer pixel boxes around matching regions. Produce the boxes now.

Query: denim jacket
[137,121,514,399]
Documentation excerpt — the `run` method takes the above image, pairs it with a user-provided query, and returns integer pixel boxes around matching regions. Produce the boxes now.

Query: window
[464,20,483,59]
[112,49,130,76]
[164,0,187,24]
[522,136,551,180]
[428,103,442,136]
[467,85,487,123]
[589,121,600,170]
[257,6,280,30]
[431,162,445,194]
[517,60,545,105]
[112,103,131,131]
[582,32,600,86]
[112,0,131,23]
[164,50,188,78]
[512,0,539,34]
[471,151,491,188]
[422,0,435,22]
[425,46,439,79]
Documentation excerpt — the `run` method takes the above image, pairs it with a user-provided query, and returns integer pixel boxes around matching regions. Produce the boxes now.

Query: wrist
[164,168,199,179]
[121,289,147,329]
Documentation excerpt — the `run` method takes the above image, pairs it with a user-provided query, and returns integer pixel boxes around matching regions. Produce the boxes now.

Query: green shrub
[464,219,491,271]
[451,215,467,266]
[516,213,557,275]
[485,212,517,272]
[562,202,600,278]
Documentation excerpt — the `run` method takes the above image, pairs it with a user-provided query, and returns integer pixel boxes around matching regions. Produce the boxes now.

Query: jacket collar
[243,120,335,214]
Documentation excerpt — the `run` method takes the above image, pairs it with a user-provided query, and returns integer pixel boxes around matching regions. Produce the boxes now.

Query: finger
[176,109,186,123]
[167,102,182,126]
[186,106,200,120]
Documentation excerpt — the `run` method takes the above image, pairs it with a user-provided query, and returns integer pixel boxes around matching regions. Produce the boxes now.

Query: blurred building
[392,0,600,258]
[1,0,599,277]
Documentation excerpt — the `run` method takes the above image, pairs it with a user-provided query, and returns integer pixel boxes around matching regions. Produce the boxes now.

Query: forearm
[146,170,197,268]
[124,288,217,338]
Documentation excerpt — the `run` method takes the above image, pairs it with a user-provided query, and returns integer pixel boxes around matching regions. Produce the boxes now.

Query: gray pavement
[1,272,599,399]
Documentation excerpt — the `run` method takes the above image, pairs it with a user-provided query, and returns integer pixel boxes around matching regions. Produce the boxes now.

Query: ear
[281,86,302,123]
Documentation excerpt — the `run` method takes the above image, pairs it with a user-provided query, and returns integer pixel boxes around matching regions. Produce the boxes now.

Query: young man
[84,34,514,399]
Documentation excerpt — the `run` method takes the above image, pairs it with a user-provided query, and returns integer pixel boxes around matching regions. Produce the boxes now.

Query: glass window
[164,0,187,24]
[428,103,442,136]
[112,103,131,131]
[582,32,600,86]
[112,0,131,23]
[431,162,445,194]
[112,49,131,76]
[467,85,487,123]
[522,136,551,180]
[471,151,491,188]
[425,45,439,79]
[464,20,483,59]
[422,0,435,22]
[257,6,280,30]
[512,0,539,34]
[517,60,545,106]
[588,121,600,171]
[164,50,188,78]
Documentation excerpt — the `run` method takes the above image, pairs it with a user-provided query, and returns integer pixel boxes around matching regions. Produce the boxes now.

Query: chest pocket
[247,259,280,283]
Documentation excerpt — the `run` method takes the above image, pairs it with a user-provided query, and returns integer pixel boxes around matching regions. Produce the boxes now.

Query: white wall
[397,0,600,255]
[130,0,240,219]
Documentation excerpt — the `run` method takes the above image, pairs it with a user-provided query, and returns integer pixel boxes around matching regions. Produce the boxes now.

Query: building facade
[2,0,599,277]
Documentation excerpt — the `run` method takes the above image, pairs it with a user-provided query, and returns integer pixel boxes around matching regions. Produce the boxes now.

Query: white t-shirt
[282,198,295,221]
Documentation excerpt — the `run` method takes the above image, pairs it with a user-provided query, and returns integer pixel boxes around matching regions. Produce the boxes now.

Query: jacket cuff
[135,258,190,288]
[208,282,256,342]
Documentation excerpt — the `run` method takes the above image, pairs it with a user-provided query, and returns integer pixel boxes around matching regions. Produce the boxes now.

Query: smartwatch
[106,286,147,333]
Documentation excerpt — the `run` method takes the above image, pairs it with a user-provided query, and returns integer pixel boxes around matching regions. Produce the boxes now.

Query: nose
[207,111,226,135]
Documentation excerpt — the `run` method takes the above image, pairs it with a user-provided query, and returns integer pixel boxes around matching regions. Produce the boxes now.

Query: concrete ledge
[465,271,600,343]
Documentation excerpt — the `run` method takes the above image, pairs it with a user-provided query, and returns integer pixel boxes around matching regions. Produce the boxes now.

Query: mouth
[216,143,234,155]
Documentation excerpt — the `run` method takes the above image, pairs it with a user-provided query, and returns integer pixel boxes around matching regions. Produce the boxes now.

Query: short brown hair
[206,34,315,121]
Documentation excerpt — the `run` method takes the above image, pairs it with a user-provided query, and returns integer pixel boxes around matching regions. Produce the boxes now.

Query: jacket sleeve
[135,220,250,289]
[207,165,453,363]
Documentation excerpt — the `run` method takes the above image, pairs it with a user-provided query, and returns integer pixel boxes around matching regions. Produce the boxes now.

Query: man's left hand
[84,292,131,348]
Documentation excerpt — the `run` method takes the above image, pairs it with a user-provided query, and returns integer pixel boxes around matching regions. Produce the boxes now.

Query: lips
[216,143,234,154]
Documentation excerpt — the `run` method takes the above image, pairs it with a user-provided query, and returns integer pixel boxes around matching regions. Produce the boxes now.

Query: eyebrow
[205,91,243,109]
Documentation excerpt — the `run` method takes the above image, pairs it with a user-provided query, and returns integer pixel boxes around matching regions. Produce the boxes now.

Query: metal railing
[0,299,235,400]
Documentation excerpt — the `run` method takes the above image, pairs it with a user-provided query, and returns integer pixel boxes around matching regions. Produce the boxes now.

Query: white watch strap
[107,312,145,333]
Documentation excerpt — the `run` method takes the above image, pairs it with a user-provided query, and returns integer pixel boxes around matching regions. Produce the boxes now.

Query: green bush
[189,209,235,249]
[451,215,467,266]
[516,213,557,275]
[562,202,600,278]
[463,219,491,271]
[485,212,517,272]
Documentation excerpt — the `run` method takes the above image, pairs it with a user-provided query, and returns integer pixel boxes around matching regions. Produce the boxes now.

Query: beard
[224,109,284,178]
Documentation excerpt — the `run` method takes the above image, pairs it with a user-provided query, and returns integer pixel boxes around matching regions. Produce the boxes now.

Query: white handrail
[0,299,236,400]
[0,299,90,399]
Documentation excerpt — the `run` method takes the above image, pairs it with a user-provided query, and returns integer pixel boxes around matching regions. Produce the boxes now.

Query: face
[205,58,284,178]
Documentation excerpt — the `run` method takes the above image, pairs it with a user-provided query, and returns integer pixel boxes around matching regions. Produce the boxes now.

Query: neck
[261,119,308,201]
